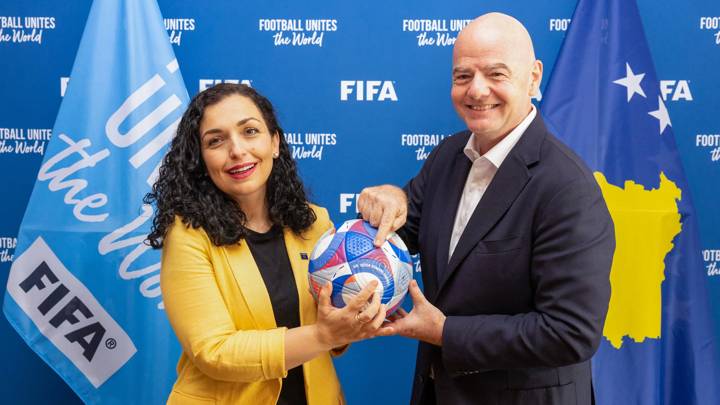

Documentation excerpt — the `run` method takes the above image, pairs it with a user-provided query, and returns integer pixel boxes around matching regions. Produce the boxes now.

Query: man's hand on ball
[315,280,386,348]
[357,184,408,246]
[376,280,446,346]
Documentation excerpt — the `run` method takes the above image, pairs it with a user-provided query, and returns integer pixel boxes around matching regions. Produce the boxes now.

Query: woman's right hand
[314,280,386,348]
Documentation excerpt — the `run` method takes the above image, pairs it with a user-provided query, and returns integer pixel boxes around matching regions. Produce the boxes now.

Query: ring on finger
[355,312,368,324]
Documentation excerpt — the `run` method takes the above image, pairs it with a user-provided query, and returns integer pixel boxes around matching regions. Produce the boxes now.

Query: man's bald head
[450,12,543,153]
[455,13,536,66]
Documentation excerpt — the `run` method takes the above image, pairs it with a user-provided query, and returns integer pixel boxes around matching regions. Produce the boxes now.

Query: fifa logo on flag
[340,81,398,101]
[7,237,136,388]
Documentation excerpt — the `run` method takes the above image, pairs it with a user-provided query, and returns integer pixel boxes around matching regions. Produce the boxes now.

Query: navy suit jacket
[398,115,615,405]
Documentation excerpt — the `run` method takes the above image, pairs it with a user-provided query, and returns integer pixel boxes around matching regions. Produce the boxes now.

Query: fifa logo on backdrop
[699,16,720,45]
[659,80,693,101]
[199,79,252,92]
[340,194,359,214]
[340,81,398,101]
[703,249,720,276]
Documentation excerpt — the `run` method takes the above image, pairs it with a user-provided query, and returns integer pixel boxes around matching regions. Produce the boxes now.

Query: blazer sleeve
[441,178,615,373]
[161,218,288,383]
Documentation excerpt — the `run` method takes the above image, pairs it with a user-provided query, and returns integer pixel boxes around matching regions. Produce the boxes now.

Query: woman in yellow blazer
[145,84,386,404]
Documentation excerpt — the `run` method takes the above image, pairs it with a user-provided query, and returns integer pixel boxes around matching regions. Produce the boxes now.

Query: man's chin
[465,123,498,137]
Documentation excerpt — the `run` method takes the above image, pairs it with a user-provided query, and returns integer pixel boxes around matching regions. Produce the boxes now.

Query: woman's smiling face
[199,94,279,207]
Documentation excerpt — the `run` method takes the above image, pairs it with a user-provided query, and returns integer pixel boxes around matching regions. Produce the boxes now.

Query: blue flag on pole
[541,0,719,404]
[3,0,189,403]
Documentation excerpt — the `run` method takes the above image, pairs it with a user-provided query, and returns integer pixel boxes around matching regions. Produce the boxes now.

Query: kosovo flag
[3,0,189,403]
[540,0,719,403]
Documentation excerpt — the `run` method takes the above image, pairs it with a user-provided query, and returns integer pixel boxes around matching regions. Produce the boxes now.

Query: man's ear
[529,59,543,97]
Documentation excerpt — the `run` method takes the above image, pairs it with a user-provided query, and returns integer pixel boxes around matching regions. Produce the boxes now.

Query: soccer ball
[308,219,414,315]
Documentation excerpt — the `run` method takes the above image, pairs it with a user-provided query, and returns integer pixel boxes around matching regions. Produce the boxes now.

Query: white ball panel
[310,228,335,260]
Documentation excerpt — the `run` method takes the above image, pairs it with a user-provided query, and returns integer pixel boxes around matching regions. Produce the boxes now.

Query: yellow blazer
[161,205,344,404]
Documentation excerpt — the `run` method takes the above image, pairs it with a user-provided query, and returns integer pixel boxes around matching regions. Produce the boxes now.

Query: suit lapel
[224,242,277,329]
[436,115,545,296]
[433,145,471,293]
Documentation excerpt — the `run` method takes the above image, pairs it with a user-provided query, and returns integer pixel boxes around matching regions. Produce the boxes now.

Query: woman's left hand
[314,280,387,347]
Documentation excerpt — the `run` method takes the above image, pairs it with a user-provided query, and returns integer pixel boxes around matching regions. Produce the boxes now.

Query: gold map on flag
[594,172,682,349]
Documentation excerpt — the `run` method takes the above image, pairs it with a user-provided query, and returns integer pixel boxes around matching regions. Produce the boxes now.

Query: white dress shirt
[448,105,537,259]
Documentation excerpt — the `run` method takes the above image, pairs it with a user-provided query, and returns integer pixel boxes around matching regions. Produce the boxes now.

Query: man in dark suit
[360,12,615,405]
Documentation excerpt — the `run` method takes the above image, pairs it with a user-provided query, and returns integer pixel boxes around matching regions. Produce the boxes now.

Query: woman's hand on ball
[315,280,386,347]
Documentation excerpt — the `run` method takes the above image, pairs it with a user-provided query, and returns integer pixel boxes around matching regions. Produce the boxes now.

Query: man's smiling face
[450,14,542,153]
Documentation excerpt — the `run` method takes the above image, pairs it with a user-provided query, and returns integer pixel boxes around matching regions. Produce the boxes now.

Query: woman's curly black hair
[144,83,316,248]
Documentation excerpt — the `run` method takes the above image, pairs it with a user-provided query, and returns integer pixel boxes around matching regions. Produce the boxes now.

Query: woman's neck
[238,195,272,233]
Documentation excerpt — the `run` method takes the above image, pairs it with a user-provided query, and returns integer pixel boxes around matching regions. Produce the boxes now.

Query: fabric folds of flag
[3,0,189,403]
[540,0,719,404]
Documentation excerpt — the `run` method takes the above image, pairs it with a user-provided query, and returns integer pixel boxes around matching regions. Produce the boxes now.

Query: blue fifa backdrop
[1,0,719,404]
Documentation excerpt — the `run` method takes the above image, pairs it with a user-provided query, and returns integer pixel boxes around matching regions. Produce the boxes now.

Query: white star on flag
[648,96,672,134]
[613,62,646,102]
